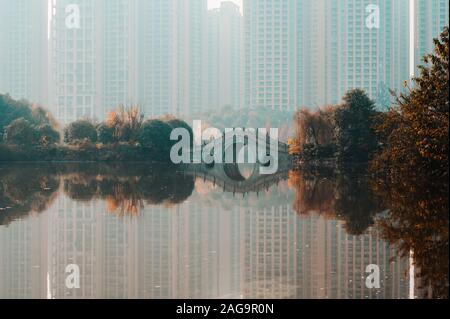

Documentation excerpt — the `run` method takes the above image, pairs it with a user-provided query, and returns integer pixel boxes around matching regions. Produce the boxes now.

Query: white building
[137,0,207,117]
[243,0,295,111]
[49,0,104,124]
[414,0,449,74]
[206,1,242,110]
[0,0,48,106]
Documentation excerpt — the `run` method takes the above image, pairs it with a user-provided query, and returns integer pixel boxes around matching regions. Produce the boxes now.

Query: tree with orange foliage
[371,27,449,298]
[105,105,144,143]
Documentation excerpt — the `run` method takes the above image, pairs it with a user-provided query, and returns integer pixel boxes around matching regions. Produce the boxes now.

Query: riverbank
[0,142,171,162]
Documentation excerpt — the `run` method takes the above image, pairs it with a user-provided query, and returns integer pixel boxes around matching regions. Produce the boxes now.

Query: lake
[0,163,446,299]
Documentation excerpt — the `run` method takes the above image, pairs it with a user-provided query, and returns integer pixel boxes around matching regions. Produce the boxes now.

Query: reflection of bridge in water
[181,134,292,195]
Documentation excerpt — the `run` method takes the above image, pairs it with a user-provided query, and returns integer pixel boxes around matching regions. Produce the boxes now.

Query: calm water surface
[0,163,446,299]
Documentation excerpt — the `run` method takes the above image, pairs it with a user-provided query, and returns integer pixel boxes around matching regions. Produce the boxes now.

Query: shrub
[64,120,97,144]
[38,124,60,145]
[138,119,173,159]
[106,106,144,142]
[334,89,378,162]
[4,118,39,146]
[97,123,115,144]
[165,118,193,144]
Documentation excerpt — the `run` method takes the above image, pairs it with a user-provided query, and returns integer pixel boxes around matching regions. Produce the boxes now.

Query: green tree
[372,27,449,178]
[64,120,98,144]
[4,118,39,146]
[370,27,449,299]
[97,123,115,144]
[38,124,60,145]
[334,89,378,162]
[0,94,55,131]
[165,118,193,144]
[106,106,144,142]
[138,119,173,158]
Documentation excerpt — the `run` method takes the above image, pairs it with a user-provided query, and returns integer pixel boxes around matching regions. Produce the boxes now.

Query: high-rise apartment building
[49,0,139,124]
[243,0,296,111]
[414,0,449,74]
[295,0,411,109]
[207,1,242,110]
[50,0,104,124]
[102,0,139,115]
[244,0,412,111]
[138,0,207,117]
[0,0,48,105]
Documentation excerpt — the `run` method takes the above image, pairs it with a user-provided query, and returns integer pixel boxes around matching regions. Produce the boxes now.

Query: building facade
[0,0,48,106]
[243,0,296,111]
[137,0,207,117]
[414,0,449,75]
[49,0,104,124]
[206,1,242,110]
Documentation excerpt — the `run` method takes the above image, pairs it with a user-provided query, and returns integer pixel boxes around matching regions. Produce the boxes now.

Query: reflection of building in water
[101,210,139,298]
[47,195,140,299]
[136,201,245,299]
[0,182,411,299]
[47,195,102,299]
[295,213,409,299]
[0,213,48,299]
[241,204,299,298]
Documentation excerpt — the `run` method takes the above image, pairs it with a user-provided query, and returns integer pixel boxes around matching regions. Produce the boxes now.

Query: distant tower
[414,0,449,75]
[49,0,104,124]
[319,0,411,109]
[0,0,48,106]
[137,0,207,117]
[243,0,296,111]
[102,0,139,116]
[206,1,242,110]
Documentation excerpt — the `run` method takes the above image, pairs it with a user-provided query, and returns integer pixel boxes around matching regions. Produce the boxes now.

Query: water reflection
[370,163,449,298]
[0,163,446,298]
[289,166,382,235]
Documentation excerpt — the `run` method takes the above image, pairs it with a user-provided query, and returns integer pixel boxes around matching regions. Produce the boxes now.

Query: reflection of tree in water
[371,168,449,299]
[0,163,195,221]
[0,165,60,226]
[334,166,383,235]
[61,163,195,215]
[289,165,383,235]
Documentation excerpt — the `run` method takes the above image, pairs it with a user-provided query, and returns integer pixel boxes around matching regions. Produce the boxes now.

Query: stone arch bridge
[180,133,292,195]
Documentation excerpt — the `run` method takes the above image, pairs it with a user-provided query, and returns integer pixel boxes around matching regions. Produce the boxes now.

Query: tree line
[290,27,448,176]
[0,98,192,162]
[290,27,449,298]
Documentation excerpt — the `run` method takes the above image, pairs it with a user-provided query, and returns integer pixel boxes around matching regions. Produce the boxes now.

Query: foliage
[0,94,57,132]
[3,118,39,146]
[292,106,335,149]
[370,27,449,298]
[138,119,173,159]
[38,124,60,145]
[105,106,144,142]
[164,117,194,144]
[372,27,449,179]
[64,119,98,144]
[96,123,115,144]
[291,90,378,163]
[334,89,378,163]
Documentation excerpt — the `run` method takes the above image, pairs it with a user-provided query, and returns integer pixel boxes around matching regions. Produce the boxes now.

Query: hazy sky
[208,0,242,10]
